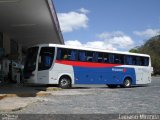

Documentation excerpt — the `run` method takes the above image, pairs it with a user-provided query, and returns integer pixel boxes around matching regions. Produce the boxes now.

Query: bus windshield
[38,47,55,71]
[24,47,39,73]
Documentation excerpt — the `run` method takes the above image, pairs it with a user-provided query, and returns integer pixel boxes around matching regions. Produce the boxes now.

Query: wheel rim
[60,78,69,87]
[125,79,131,87]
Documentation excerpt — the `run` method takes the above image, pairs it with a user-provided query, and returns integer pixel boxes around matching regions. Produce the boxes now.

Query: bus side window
[109,54,114,63]
[136,57,144,66]
[57,48,68,60]
[103,53,109,63]
[114,54,123,64]
[141,57,149,66]
[120,55,124,64]
[93,52,98,62]
[132,56,136,65]
[143,57,149,66]
[67,49,71,60]
[78,51,86,61]
[69,49,77,61]
[61,48,68,60]
[56,48,61,60]
[124,55,127,65]
[86,51,94,62]
[97,52,103,63]
[124,55,133,65]
[128,56,133,65]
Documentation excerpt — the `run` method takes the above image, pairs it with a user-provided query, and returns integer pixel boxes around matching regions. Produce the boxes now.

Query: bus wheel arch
[122,77,132,88]
[58,75,72,89]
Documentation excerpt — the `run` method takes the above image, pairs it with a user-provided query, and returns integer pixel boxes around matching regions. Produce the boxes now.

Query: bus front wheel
[122,78,132,88]
[59,76,71,89]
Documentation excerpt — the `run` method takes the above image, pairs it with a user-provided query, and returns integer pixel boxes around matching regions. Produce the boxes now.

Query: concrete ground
[0,77,159,115]
[0,84,61,112]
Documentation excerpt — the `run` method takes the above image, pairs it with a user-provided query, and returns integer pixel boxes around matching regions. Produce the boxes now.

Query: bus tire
[107,85,117,88]
[59,76,71,89]
[122,78,132,88]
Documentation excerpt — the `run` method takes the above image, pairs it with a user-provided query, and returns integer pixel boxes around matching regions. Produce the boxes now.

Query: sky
[53,0,160,51]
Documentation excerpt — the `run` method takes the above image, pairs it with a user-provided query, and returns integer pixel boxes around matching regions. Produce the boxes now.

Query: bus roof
[33,44,150,57]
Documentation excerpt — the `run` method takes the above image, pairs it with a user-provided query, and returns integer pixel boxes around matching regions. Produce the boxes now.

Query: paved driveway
[13,77,160,114]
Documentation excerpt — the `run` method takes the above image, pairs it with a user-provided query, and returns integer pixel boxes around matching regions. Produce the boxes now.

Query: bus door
[37,47,55,84]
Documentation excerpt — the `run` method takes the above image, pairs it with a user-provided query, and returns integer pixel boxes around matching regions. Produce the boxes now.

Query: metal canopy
[0,0,64,48]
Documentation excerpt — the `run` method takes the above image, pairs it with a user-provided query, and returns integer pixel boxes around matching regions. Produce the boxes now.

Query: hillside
[130,35,160,75]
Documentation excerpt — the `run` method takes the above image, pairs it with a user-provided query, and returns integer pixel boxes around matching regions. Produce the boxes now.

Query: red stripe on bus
[55,60,121,68]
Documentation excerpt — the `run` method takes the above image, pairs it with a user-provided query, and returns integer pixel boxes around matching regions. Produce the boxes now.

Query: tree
[129,35,160,75]
[129,48,139,53]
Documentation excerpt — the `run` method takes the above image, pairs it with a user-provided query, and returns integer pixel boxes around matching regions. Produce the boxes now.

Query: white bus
[23,44,153,88]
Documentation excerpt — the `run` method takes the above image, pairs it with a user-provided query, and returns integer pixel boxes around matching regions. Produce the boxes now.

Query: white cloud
[65,31,134,51]
[78,8,90,14]
[57,8,89,33]
[134,29,160,38]
[65,40,116,51]
[97,31,134,50]
[65,40,83,47]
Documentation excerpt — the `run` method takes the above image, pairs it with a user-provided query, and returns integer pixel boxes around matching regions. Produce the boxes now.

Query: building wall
[2,33,23,62]
[0,33,3,48]
[3,33,11,55]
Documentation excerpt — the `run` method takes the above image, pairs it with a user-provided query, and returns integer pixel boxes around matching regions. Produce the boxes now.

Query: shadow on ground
[0,83,57,98]
[0,83,148,99]
[70,85,148,90]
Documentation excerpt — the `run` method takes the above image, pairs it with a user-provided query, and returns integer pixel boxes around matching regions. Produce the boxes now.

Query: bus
[23,44,153,88]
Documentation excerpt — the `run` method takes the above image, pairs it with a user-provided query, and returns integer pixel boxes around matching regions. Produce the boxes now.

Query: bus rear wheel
[59,76,71,89]
[122,78,132,88]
